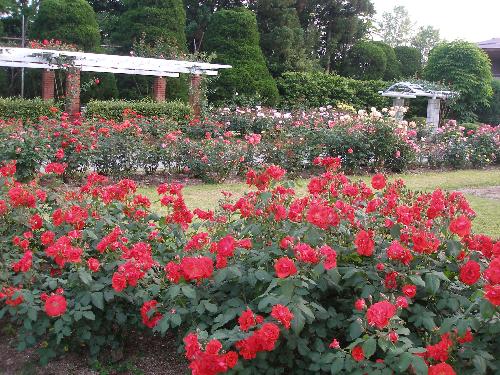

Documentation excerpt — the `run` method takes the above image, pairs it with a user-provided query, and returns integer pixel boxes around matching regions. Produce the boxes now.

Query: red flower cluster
[140,300,163,328]
[165,257,214,283]
[236,322,281,360]
[366,300,397,329]
[184,334,238,375]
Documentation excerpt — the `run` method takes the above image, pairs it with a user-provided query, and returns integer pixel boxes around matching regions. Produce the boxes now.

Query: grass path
[139,169,500,237]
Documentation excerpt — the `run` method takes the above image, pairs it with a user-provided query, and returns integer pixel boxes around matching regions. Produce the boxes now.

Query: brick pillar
[392,97,405,121]
[41,70,55,100]
[426,98,441,133]
[189,74,202,118]
[152,76,166,102]
[65,68,81,116]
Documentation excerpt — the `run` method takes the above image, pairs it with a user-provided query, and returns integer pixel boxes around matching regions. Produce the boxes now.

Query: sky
[372,0,500,43]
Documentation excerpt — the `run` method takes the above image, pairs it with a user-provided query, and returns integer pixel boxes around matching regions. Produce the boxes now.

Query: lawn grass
[139,169,500,237]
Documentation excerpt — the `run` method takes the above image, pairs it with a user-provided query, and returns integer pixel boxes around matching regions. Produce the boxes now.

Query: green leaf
[424,273,440,294]
[91,292,104,310]
[348,320,363,340]
[82,311,95,320]
[398,352,413,372]
[291,310,305,334]
[181,285,196,299]
[255,269,270,281]
[390,224,402,239]
[411,355,428,375]
[28,308,37,321]
[362,338,376,358]
[409,275,425,287]
[473,355,487,374]
[204,301,218,313]
[78,268,92,286]
[330,357,344,373]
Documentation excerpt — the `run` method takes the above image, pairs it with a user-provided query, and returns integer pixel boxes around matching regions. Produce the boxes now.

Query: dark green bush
[373,41,402,81]
[0,97,59,122]
[478,79,500,125]
[204,8,280,106]
[31,0,101,51]
[277,72,390,110]
[394,46,422,78]
[342,41,387,80]
[85,100,191,122]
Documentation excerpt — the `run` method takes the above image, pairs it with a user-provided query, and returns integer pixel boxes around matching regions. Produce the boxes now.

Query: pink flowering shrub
[1,159,499,374]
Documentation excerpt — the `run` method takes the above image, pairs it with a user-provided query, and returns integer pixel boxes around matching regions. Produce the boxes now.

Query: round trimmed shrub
[31,0,101,51]
[342,41,388,80]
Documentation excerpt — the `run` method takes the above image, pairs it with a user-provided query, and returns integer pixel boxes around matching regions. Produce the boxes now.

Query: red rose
[238,308,257,332]
[274,257,297,278]
[355,230,374,256]
[87,258,100,272]
[354,298,366,311]
[371,174,386,190]
[112,272,127,292]
[224,351,238,368]
[271,304,294,329]
[44,294,67,317]
[366,300,396,329]
[459,260,481,285]
[180,256,214,281]
[402,284,417,298]
[484,257,500,284]
[484,284,500,306]
[351,345,365,361]
[428,362,456,375]
[449,215,471,238]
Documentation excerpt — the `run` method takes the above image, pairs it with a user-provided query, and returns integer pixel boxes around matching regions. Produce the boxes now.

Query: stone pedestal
[41,70,55,101]
[392,97,405,121]
[65,68,81,116]
[426,98,441,132]
[189,74,202,118]
[152,76,166,102]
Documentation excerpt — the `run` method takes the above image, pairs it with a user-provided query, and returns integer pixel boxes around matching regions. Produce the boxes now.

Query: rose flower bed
[0,157,499,374]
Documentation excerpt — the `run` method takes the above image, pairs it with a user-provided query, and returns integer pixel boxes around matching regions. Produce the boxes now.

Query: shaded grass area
[139,169,500,237]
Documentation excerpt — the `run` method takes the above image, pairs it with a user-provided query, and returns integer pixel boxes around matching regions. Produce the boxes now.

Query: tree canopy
[425,41,493,122]
[394,46,422,78]
[31,0,101,51]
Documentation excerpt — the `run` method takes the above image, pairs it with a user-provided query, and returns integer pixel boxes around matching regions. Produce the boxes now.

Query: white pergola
[380,82,457,130]
[0,47,232,115]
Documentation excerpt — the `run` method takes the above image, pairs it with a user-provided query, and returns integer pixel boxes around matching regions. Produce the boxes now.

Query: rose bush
[1,158,499,374]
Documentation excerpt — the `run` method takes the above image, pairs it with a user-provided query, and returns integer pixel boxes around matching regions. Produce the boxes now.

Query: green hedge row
[0,97,58,121]
[85,99,192,121]
[277,72,391,110]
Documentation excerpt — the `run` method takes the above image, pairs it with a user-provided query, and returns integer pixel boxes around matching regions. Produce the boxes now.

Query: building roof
[478,38,500,50]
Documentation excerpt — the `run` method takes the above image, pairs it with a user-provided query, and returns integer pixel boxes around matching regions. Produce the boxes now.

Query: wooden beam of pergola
[0,47,230,76]
[0,47,231,116]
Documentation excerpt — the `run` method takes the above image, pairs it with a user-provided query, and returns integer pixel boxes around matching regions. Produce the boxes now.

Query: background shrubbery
[277,72,390,110]
[0,97,59,122]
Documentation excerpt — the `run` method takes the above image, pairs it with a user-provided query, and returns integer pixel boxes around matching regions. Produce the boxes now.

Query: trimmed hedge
[0,97,58,121]
[277,71,390,110]
[85,99,192,121]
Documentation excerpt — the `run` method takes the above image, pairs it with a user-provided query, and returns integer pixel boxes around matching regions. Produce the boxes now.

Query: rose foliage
[0,158,499,374]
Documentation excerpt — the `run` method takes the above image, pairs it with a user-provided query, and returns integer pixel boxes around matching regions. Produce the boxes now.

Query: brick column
[392,97,405,121]
[41,69,55,100]
[65,68,81,116]
[189,74,202,118]
[426,98,441,132]
[152,76,166,102]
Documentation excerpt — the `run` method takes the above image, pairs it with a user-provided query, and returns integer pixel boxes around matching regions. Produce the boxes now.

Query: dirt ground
[458,186,500,200]
[0,323,187,375]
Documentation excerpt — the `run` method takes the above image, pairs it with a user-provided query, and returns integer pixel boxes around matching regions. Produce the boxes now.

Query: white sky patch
[372,0,500,43]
